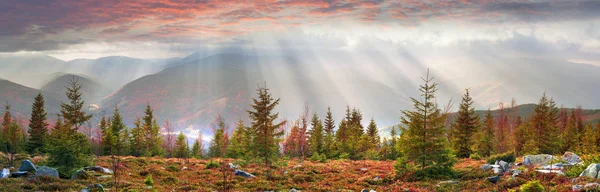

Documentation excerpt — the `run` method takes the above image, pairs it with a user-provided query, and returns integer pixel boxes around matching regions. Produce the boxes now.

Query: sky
[0,0,599,63]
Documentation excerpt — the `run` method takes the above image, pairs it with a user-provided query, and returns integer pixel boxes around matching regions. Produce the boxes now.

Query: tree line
[2,72,600,180]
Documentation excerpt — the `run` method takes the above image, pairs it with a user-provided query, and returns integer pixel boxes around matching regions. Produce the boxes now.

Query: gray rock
[18,160,36,172]
[580,164,600,179]
[96,175,113,180]
[585,183,600,189]
[523,154,554,167]
[360,168,368,171]
[370,190,376,192]
[536,170,564,175]
[480,164,492,171]
[540,163,564,170]
[84,166,113,174]
[11,171,28,178]
[1,168,9,179]
[81,184,104,192]
[436,180,458,187]
[71,170,90,180]
[512,170,521,178]
[360,189,368,192]
[373,176,380,181]
[234,170,255,178]
[562,151,583,165]
[486,175,500,184]
[289,189,300,192]
[228,163,238,169]
[35,166,59,178]
[572,184,583,192]
[497,160,509,172]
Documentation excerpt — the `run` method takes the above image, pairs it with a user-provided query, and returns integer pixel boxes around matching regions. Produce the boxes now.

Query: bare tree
[163,119,175,158]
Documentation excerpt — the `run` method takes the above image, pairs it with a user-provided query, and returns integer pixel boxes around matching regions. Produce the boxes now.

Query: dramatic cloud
[0,0,598,61]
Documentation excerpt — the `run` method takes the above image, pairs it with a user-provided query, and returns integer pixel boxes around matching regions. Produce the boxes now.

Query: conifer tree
[129,117,145,156]
[514,118,529,156]
[49,77,91,177]
[496,103,510,153]
[474,110,496,157]
[335,119,350,157]
[323,107,336,158]
[563,112,579,152]
[191,133,203,159]
[27,93,49,154]
[247,85,285,180]
[100,116,113,156]
[3,105,23,167]
[208,116,228,158]
[163,119,175,158]
[530,93,560,154]
[399,70,455,174]
[228,120,249,158]
[308,113,324,155]
[451,89,479,158]
[580,124,597,154]
[283,120,301,158]
[60,76,92,131]
[1,103,12,146]
[388,126,399,160]
[109,107,128,156]
[366,118,380,149]
[142,104,163,156]
[174,131,190,158]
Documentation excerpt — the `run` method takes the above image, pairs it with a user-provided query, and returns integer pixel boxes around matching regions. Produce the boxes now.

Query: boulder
[497,160,509,172]
[11,171,28,178]
[361,189,368,192]
[81,184,104,192]
[562,152,583,165]
[572,184,583,192]
[491,165,503,174]
[290,189,300,192]
[18,160,36,172]
[480,164,493,171]
[35,166,59,178]
[228,163,238,169]
[1,168,9,179]
[512,170,521,178]
[536,170,564,175]
[234,170,255,178]
[373,176,380,181]
[585,183,600,189]
[580,164,600,179]
[84,166,113,174]
[436,180,458,187]
[486,175,500,184]
[539,163,565,170]
[523,154,554,167]
[71,170,90,180]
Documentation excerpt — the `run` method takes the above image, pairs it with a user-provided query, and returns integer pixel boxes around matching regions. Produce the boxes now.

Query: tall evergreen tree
[228,120,248,158]
[1,103,12,145]
[474,110,496,157]
[109,107,128,156]
[323,107,336,158]
[100,116,113,156]
[174,131,190,158]
[563,112,579,152]
[3,107,23,167]
[129,117,145,156]
[451,89,479,158]
[580,124,597,154]
[27,93,49,154]
[60,76,92,131]
[530,93,560,154]
[247,85,286,180]
[399,70,455,173]
[208,116,228,158]
[366,118,380,149]
[142,104,163,156]
[283,120,301,158]
[388,126,399,160]
[308,113,324,155]
[191,132,203,159]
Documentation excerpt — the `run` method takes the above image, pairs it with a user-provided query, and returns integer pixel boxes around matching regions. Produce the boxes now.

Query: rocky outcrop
[18,160,36,172]
[84,166,113,174]
[580,164,600,179]
[523,154,554,167]
[487,175,500,184]
[1,168,9,179]
[234,170,255,178]
[562,152,582,165]
[35,166,59,178]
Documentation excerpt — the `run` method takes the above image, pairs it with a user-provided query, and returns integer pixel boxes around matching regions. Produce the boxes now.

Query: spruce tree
[323,107,336,158]
[109,107,128,156]
[451,89,479,158]
[530,93,560,154]
[581,124,597,154]
[1,103,12,146]
[100,116,113,156]
[191,135,203,159]
[27,93,49,154]
[60,76,92,131]
[562,112,579,152]
[389,126,399,160]
[399,70,455,175]
[142,104,163,156]
[283,120,301,158]
[174,131,190,158]
[228,120,248,158]
[366,118,380,149]
[247,85,285,180]
[308,113,324,155]
[129,117,145,156]
[208,117,228,158]
[474,110,496,157]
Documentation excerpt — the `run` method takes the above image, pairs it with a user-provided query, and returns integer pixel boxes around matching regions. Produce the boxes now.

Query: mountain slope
[0,79,62,121]
[40,73,110,104]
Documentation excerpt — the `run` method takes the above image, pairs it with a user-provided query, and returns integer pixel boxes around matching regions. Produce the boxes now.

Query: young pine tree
[530,93,560,154]
[129,117,146,156]
[282,120,302,158]
[580,124,597,154]
[366,118,380,149]
[191,133,203,159]
[208,116,228,158]
[323,107,336,158]
[174,131,190,159]
[562,112,580,153]
[27,93,49,154]
[109,107,129,156]
[308,113,324,155]
[451,89,479,158]
[60,76,92,131]
[142,104,163,157]
[399,70,455,175]
[228,120,248,159]
[247,85,286,180]
[474,110,496,157]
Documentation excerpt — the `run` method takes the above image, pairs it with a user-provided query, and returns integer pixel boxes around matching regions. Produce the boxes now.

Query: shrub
[486,152,516,164]
[565,164,587,177]
[394,156,409,175]
[205,160,219,169]
[166,164,179,172]
[144,175,154,186]
[520,180,545,192]
[309,153,327,163]
[338,153,350,160]
[469,153,482,160]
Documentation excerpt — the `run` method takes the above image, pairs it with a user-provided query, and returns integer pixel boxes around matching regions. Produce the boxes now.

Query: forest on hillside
[1,71,600,191]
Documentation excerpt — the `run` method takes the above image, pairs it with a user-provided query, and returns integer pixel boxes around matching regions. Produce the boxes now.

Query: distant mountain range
[1,52,600,138]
